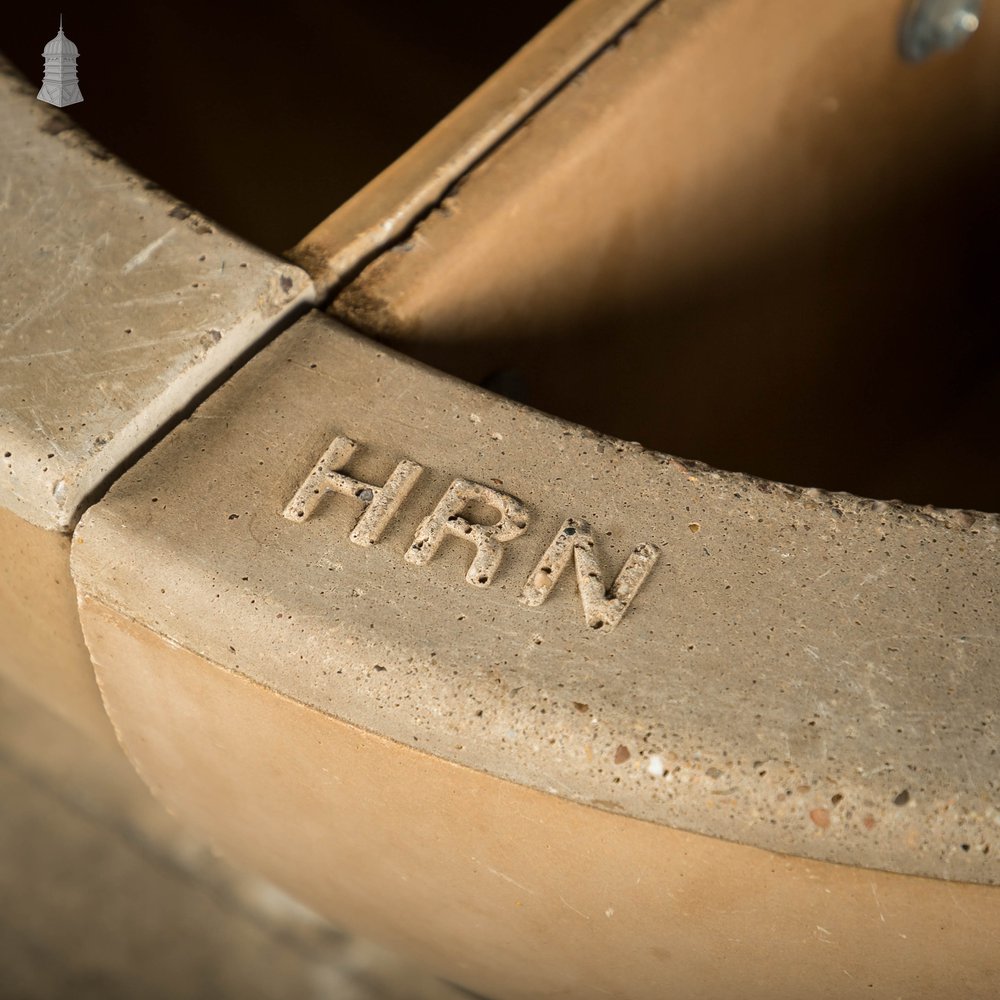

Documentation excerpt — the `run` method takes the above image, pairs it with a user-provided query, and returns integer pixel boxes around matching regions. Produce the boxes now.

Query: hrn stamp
[284,435,660,633]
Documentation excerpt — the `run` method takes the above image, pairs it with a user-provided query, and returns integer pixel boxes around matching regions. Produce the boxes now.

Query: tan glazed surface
[72,313,1000,885]
[81,598,1000,1000]
[290,0,656,294]
[332,0,1000,348]
[0,505,113,740]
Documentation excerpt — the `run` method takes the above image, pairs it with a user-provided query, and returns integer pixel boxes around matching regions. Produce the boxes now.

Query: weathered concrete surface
[73,312,999,887]
[0,57,314,532]
[0,677,467,1000]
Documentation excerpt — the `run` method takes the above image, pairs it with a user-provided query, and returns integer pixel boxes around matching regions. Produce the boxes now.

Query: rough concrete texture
[0,678,469,1000]
[0,57,314,532]
[73,312,1000,885]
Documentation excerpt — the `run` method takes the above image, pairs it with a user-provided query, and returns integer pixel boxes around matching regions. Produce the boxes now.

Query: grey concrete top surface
[74,312,1000,885]
[0,58,314,531]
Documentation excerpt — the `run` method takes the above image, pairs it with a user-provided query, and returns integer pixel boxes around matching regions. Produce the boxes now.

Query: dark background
[2,1,568,253]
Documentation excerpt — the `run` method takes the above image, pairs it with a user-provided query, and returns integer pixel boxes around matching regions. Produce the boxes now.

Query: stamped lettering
[284,435,658,632]
[406,479,529,587]
[520,518,660,632]
[282,436,423,546]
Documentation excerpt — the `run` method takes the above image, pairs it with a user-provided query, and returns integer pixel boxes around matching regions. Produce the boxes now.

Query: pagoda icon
[37,16,83,108]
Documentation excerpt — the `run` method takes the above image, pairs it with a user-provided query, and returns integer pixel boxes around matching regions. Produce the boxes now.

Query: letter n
[520,518,659,633]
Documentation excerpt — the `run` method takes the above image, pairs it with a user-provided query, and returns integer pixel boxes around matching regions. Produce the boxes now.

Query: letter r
[406,479,528,587]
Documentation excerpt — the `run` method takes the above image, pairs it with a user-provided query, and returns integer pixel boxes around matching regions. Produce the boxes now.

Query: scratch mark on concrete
[5,348,76,362]
[1,233,97,341]
[102,330,200,354]
[26,407,69,460]
[122,229,176,274]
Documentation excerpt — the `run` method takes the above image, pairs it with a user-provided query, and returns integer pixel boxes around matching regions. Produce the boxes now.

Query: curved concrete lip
[72,311,1000,886]
[1,0,994,897]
